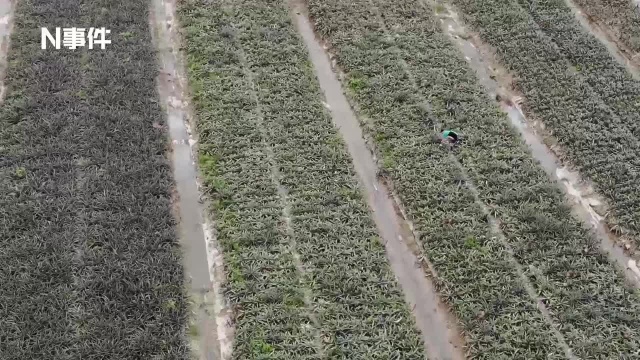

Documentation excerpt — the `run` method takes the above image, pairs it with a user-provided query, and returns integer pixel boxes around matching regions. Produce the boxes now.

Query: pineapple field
[1,0,640,359]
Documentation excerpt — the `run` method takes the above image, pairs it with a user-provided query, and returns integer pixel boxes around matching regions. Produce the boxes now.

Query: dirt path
[432,1,640,288]
[290,2,466,359]
[150,0,231,358]
[0,0,14,102]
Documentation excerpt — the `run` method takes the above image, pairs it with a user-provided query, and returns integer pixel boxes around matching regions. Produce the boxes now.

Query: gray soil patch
[433,1,640,288]
[290,2,466,359]
[150,0,232,358]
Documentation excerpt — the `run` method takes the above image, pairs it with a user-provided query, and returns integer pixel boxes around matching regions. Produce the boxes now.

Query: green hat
[442,130,458,141]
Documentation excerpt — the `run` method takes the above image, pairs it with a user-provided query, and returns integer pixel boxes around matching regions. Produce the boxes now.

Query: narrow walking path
[150,0,232,358]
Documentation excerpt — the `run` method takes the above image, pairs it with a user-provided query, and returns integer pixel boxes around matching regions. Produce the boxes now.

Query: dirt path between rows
[150,0,232,359]
[432,1,640,288]
[289,1,467,359]
[0,0,14,103]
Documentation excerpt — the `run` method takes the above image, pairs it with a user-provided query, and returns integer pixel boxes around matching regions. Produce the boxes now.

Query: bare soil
[150,0,232,358]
